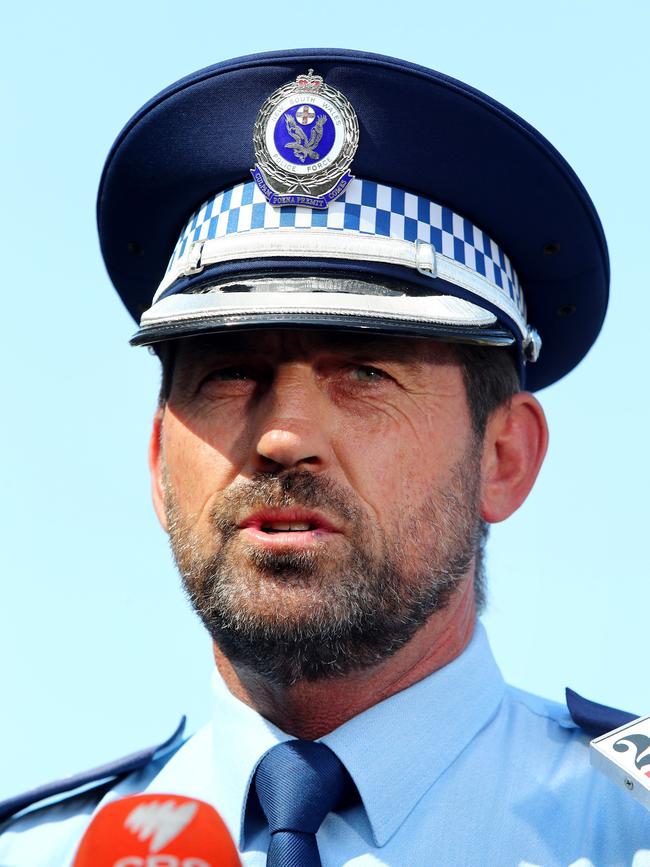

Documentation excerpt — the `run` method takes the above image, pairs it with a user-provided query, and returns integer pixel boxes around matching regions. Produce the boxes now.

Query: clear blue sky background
[1,0,648,800]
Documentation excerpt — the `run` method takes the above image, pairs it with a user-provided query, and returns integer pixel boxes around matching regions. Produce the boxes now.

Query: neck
[213,577,476,740]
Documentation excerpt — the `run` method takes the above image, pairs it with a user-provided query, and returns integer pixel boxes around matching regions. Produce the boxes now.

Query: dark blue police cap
[97,48,609,391]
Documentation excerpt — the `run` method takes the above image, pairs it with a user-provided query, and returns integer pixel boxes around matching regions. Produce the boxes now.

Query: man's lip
[238,508,340,533]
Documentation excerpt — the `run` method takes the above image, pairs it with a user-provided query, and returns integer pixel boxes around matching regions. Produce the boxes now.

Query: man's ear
[149,408,169,532]
[480,392,548,524]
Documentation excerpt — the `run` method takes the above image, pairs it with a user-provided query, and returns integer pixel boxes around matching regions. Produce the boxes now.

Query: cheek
[162,415,243,523]
[332,400,472,524]
[331,412,435,518]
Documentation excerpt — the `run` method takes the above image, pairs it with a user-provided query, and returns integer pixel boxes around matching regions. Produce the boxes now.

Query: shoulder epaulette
[566,688,638,738]
[0,717,186,825]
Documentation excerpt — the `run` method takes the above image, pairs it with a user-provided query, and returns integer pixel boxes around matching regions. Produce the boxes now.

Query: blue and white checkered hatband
[135,178,540,361]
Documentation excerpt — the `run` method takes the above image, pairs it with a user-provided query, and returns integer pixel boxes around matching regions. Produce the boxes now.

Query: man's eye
[198,366,260,394]
[350,365,387,383]
[207,366,254,381]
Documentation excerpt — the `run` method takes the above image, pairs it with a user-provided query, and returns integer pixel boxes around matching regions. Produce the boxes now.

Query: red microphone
[72,793,241,867]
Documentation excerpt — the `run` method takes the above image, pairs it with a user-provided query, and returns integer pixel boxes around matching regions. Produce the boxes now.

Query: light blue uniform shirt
[2,623,650,865]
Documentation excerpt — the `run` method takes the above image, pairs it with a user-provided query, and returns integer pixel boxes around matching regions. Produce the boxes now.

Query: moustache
[209,471,362,538]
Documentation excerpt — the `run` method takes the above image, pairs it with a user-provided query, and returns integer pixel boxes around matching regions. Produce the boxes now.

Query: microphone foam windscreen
[72,792,241,867]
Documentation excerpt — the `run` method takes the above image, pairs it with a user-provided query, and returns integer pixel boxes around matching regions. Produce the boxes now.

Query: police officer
[1,48,648,866]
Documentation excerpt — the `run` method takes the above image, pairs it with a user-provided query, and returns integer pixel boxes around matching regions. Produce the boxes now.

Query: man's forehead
[171,329,456,365]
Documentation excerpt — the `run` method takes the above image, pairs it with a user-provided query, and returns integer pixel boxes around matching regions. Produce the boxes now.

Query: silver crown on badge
[251,70,360,209]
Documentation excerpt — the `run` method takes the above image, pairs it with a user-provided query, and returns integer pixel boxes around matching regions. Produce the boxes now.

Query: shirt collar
[321,621,504,845]
[208,621,504,849]
[210,671,292,851]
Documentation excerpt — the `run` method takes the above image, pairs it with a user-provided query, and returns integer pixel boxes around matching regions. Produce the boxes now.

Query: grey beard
[165,456,483,687]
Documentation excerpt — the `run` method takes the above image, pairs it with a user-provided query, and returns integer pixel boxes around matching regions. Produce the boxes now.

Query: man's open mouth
[261,522,318,533]
[239,509,339,536]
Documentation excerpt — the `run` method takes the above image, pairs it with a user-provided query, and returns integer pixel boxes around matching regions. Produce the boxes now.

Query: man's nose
[252,366,333,473]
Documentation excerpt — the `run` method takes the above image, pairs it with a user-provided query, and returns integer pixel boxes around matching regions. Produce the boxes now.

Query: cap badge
[252,70,359,209]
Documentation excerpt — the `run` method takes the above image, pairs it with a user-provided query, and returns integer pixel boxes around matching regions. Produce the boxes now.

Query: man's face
[157,330,484,685]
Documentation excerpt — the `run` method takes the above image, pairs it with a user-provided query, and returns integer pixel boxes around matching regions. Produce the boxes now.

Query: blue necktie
[255,740,350,867]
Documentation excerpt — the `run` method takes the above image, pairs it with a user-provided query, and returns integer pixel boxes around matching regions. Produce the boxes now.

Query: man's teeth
[263,522,312,532]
